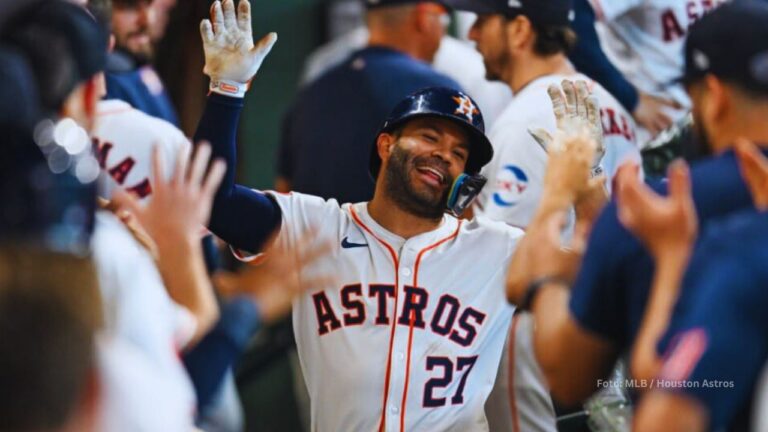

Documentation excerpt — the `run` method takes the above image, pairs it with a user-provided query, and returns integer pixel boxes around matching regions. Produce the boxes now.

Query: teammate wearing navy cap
[504,0,768,412]
[275,0,462,204]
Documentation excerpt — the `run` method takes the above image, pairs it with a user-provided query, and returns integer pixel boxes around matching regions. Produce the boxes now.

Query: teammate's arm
[111,144,226,346]
[614,161,697,384]
[506,93,620,404]
[571,0,681,135]
[529,283,618,406]
[508,210,618,405]
[569,0,639,113]
[192,0,282,254]
[634,392,707,432]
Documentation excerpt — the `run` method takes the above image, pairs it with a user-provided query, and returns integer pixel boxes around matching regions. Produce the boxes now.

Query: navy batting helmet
[369,87,494,178]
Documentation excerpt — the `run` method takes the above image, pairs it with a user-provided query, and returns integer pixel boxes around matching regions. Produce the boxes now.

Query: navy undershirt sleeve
[569,0,639,113]
[192,93,281,253]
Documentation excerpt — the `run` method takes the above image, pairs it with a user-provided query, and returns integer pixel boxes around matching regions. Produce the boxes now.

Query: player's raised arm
[192,0,281,254]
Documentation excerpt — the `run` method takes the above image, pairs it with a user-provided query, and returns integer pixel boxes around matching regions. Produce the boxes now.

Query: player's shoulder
[364,47,458,86]
[96,99,186,141]
[495,75,562,128]
[92,211,157,273]
[701,209,768,255]
[461,214,525,242]
[264,190,346,218]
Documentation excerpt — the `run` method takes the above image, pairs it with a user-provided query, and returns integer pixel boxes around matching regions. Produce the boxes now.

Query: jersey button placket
[387,249,414,431]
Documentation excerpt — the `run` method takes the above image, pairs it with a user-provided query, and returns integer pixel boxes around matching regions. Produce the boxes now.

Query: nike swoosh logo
[341,236,368,249]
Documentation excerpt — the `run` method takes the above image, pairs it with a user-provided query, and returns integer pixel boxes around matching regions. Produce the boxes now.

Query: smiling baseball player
[191,0,536,430]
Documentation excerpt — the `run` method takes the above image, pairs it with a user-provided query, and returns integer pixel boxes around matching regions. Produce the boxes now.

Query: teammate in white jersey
[451,0,640,229]
[586,0,726,145]
[93,99,190,203]
[190,1,573,429]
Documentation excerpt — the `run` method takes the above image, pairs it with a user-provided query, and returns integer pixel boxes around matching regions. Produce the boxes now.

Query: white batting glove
[200,0,277,97]
[528,80,606,176]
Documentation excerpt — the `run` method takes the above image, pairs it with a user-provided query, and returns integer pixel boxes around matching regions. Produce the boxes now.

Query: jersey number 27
[423,356,478,407]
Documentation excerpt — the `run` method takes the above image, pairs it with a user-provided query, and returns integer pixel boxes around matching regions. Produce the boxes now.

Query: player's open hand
[111,143,226,251]
[616,160,697,259]
[541,117,597,205]
[529,80,605,170]
[735,138,768,210]
[214,232,335,324]
[200,0,277,95]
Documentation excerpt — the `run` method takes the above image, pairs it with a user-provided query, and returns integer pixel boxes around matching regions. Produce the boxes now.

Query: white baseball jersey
[589,0,727,145]
[484,313,558,432]
[261,193,522,431]
[477,73,641,229]
[93,99,190,202]
[92,211,197,432]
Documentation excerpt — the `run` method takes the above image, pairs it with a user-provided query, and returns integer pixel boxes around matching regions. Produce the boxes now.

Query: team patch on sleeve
[659,328,709,383]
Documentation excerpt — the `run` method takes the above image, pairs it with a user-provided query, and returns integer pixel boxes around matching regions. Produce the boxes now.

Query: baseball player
[189,0,583,429]
[583,0,727,145]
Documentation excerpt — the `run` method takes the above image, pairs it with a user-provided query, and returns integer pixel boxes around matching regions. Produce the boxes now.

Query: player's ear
[377,133,396,162]
[702,75,728,126]
[506,15,532,51]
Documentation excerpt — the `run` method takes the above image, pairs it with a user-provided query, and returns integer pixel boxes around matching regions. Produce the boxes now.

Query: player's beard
[481,47,507,82]
[116,29,154,65]
[383,144,451,220]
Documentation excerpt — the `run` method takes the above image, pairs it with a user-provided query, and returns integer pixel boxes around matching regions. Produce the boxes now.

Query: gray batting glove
[200,0,277,97]
[528,80,606,175]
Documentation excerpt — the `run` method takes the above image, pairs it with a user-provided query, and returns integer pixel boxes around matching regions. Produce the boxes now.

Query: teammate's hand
[540,118,597,205]
[529,80,605,170]
[214,232,335,324]
[111,143,226,251]
[573,174,609,227]
[616,160,697,259]
[200,0,277,96]
[735,138,768,210]
[632,91,681,138]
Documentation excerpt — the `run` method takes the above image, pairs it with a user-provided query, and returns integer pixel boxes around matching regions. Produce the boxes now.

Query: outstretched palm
[200,0,277,85]
[616,160,697,258]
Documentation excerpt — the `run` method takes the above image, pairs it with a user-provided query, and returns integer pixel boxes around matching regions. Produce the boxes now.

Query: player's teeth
[425,167,444,181]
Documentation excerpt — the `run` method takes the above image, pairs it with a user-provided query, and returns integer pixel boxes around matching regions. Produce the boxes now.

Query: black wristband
[519,276,569,311]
